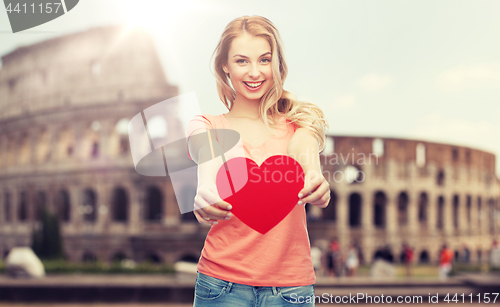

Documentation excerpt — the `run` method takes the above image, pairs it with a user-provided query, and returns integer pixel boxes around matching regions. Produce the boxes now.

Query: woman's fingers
[193,209,212,224]
[195,205,232,222]
[298,176,330,207]
[205,204,233,220]
[194,193,233,224]
[297,171,323,199]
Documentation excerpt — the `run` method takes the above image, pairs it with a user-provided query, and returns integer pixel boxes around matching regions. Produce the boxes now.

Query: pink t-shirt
[186,113,316,287]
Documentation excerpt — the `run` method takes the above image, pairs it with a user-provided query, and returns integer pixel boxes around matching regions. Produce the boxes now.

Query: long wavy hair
[211,15,329,152]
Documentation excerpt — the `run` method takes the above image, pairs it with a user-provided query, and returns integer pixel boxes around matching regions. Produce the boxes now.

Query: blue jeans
[193,271,315,306]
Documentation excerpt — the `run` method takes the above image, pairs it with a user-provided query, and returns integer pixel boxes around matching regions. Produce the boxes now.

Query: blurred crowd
[310,239,500,279]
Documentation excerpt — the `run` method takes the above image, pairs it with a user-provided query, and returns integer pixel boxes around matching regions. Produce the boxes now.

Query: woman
[187,15,330,306]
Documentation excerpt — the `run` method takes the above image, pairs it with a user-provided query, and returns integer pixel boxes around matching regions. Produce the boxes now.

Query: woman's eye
[236,59,246,64]
[261,58,271,63]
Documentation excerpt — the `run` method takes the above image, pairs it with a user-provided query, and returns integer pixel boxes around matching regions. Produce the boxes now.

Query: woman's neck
[226,92,282,125]
[227,92,261,120]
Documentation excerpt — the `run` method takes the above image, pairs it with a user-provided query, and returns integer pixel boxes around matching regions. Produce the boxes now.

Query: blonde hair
[211,15,329,152]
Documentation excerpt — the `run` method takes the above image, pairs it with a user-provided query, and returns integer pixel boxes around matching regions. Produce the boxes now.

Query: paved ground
[1,273,498,306]
[0,304,495,306]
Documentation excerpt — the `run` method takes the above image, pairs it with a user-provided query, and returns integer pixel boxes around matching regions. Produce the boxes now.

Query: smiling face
[223,32,274,104]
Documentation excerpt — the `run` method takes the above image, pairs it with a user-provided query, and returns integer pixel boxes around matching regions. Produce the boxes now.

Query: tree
[31,208,64,259]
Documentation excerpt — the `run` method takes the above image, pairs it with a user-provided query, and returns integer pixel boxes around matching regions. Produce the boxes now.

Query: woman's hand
[297,170,330,208]
[193,186,233,226]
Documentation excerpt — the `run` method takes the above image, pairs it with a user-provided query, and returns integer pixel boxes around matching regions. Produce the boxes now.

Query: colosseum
[0,25,499,266]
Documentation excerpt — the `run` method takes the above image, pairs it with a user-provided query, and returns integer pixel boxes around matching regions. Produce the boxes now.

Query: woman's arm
[187,128,233,225]
[287,127,330,208]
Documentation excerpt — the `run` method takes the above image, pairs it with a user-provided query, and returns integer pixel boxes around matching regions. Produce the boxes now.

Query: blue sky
[1,0,499,178]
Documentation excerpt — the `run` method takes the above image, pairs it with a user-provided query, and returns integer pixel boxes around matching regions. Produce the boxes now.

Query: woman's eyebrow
[233,52,272,58]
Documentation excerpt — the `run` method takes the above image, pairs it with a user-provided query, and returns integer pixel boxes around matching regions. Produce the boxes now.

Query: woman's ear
[223,66,230,79]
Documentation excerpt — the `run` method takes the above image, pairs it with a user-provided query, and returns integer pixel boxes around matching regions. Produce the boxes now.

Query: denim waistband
[196,271,313,294]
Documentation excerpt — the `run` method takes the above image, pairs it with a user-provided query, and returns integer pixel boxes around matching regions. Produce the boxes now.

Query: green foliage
[490,266,500,273]
[449,263,490,276]
[31,208,64,260]
[39,259,175,274]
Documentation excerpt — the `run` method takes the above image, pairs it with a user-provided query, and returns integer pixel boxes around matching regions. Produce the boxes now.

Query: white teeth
[244,81,264,88]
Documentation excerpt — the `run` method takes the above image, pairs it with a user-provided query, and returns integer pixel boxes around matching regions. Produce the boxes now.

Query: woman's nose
[248,64,260,78]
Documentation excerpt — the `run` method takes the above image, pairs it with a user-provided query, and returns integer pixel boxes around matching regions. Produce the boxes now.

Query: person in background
[439,243,453,280]
[490,240,500,269]
[345,244,359,277]
[462,243,471,264]
[402,243,414,277]
[310,245,322,274]
[328,240,342,278]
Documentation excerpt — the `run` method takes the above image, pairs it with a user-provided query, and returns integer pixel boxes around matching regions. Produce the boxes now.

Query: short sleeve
[186,115,214,161]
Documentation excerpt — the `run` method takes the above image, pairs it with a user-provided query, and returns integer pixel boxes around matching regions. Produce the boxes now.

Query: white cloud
[357,73,392,92]
[412,112,500,178]
[435,64,500,93]
[331,94,356,110]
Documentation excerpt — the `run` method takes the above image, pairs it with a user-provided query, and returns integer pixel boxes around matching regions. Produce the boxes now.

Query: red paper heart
[216,155,305,234]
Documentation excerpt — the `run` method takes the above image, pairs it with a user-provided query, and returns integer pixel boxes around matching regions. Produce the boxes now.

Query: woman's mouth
[243,81,265,91]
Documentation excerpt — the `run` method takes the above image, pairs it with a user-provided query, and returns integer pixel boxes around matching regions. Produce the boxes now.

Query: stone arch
[477,196,482,231]
[488,198,495,235]
[418,192,428,225]
[436,169,445,186]
[437,196,445,230]
[373,191,387,228]
[111,187,129,222]
[18,191,28,221]
[453,195,459,229]
[0,136,5,168]
[55,189,71,222]
[322,189,337,221]
[34,191,47,221]
[348,193,362,227]
[83,122,100,159]
[36,127,51,162]
[18,132,30,165]
[372,246,394,263]
[419,250,430,263]
[3,191,12,222]
[57,126,74,158]
[145,253,162,264]
[111,118,130,157]
[466,195,472,227]
[145,186,163,221]
[178,254,199,263]
[82,251,98,262]
[180,185,197,221]
[82,189,97,222]
[111,251,128,262]
[397,192,409,226]
[7,135,16,165]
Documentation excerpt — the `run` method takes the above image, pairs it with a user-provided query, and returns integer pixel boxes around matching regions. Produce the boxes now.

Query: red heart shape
[216,155,305,234]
